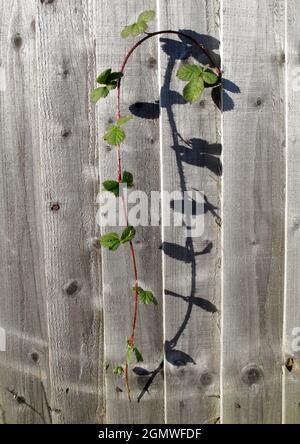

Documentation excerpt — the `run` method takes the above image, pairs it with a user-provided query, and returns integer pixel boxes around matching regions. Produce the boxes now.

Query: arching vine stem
[114,30,220,399]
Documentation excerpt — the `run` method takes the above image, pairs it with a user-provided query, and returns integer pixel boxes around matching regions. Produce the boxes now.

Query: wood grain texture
[222,0,285,424]
[0,0,295,425]
[158,0,221,424]
[94,0,164,423]
[36,0,103,424]
[0,0,51,424]
[283,0,300,424]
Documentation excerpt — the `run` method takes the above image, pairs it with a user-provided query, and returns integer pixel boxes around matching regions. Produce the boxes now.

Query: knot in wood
[200,372,213,386]
[12,33,22,49]
[63,279,80,297]
[50,202,60,212]
[241,364,263,385]
[147,57,157,69]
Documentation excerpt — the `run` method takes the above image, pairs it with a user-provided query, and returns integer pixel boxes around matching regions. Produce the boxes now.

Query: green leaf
[183,78,204,103]
[90,87,109,103]
[126,345,133,364]
[135,287,158,305]
[133,347,143,363]
[96,68,112,85]
[104,125,126,145]
[202,70,218,85]
[99,232,120,251]
[103,180,119,197]
[138,10,156,23]
[121,25,133,38]
[122,171,133,188]
[97,69,123,85]
[113,366,124,377]
[177,64,202,81]
[121,226,136,243]
[121,10,155,38]
[106,82,117,91]
[127,344,143,364]
[116,115,133,126]
[108,72,123,82]
[131,21,147,36]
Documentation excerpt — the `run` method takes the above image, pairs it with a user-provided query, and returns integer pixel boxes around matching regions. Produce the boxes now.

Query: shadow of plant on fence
[134,32,233,402]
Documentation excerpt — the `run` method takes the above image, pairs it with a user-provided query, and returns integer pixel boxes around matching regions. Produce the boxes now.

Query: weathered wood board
[283,0,300,424]
[94,0,164,423]
[0,0,50,424]
[222,0,285,424]
[158,0,221,424]
[36,0,103,423]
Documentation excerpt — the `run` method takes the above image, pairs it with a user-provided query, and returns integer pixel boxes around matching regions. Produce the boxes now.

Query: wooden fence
[0,0,299,424]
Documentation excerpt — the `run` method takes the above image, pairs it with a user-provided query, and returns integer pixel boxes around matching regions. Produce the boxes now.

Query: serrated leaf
[113,366,124,377]
[116,115,133,126]
[183,78,204,103]
[121,226,136,243]
[121,25,133,38]
[136,287,158,305]
[131,21,147,36]
[138,10,156,23]
[121,10,155,39]
[96,68,112,85]
[103,180,119,197]
[97,69,123,85]
[177,64,202,81]
[122,171,133,187]
[202,70,218,85]
[90,87,109,103]
[104,125,126,145]
[99,232,120,251]
[133,347,143,363]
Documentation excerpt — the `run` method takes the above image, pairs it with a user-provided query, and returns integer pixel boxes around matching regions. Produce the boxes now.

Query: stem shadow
[136,32,236,401]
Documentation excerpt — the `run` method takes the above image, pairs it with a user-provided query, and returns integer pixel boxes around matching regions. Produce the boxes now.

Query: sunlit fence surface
[0,0,299,424]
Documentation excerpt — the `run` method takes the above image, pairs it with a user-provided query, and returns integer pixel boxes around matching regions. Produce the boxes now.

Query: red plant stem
[116,146,122,182]
[128,241,138,345]
[124,364,131,402]
[119,192,139,346]
[115,30,219,350]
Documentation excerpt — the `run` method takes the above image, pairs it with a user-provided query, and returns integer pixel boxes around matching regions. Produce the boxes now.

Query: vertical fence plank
[36,0,103,423]
[94,0,164,423]
[158,0,221,423]
[0,0,51,424]
[222,0,285,423]
[283,0,300,424]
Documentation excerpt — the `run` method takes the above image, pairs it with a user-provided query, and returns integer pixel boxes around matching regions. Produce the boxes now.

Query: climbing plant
[91,10,220,400]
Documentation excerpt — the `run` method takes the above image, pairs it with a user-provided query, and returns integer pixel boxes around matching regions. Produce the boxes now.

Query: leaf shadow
[135,31,228,402]
[165,289,218,314]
